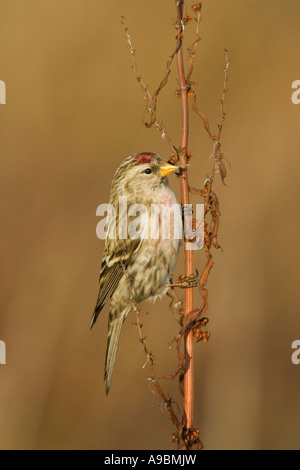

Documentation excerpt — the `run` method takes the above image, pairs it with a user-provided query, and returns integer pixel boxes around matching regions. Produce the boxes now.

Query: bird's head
[111,153,178,199]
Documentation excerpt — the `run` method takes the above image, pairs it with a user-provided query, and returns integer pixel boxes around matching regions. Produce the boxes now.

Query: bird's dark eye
[144,168,152,175]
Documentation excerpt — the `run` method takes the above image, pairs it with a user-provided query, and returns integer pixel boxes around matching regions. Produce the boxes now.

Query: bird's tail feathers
[105,306,131,394]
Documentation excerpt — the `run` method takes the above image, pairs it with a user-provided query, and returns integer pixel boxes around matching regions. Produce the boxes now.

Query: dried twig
[121,262,185,444]
[121,0,229,451]
[186,2,203,84]
[121,16,178,157]
[192,48,231,186]
[184,45,230,356]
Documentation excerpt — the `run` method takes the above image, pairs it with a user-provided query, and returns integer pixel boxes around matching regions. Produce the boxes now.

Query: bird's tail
[105,306,131,394]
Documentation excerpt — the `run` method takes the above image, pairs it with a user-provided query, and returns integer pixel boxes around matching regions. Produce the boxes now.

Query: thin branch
[147,42,182,130]
[175,0,195,442]
[192,48,231,152]
[192,100,215,141]
[121,262,184,438]
[121,16,178,156]
[121,0,229,452]
[190,47,231,233]
[191,46,230,190]
[216,48,230,142]
[186,3,203,84]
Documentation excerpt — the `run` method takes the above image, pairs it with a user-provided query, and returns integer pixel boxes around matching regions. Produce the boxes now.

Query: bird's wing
[91,236,140,329]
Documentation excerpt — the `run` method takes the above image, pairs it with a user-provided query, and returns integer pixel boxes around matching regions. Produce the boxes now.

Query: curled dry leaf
[219,160,227,185]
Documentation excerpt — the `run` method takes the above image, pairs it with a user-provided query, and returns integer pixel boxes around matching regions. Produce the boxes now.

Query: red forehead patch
[134,152,156,166]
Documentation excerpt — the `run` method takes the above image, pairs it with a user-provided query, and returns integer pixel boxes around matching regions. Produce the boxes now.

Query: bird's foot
[166,272,199,289]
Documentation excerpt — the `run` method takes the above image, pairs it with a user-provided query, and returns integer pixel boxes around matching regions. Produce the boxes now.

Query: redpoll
[92,153,181,394]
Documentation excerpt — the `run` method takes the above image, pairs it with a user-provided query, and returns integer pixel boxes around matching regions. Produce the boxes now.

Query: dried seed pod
[182,15,193,25]
[182,427,202,447]
[188,90,196,99]
[192,3,202,14]
[202,332,211,343]
[193,327,203,342]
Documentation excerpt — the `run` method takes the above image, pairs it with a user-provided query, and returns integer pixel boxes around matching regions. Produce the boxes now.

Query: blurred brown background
[0,0,300,450]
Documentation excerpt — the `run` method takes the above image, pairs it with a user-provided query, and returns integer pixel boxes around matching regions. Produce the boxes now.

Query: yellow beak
[159,162,179,177]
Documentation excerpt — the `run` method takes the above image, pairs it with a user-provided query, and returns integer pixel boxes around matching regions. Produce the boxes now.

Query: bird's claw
[166,273,199,290]
[177,273,199,288]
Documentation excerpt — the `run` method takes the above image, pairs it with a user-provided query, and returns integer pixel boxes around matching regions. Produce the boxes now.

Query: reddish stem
[176,1,194,435]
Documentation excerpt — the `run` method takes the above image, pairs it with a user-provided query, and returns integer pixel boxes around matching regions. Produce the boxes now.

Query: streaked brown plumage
[92,153,181,393]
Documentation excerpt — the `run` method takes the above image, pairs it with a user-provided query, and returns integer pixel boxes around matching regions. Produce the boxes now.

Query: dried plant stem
[121,262,182,434]
[121,0,229,451]
[176,1,194,434]
[121,16,178,156]
[186,4,202,83]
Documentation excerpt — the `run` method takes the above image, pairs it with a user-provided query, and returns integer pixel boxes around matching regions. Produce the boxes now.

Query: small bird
[92,152,181,394]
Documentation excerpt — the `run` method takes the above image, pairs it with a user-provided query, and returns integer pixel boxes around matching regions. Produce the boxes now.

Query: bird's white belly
[128,186,182,301]
[113,183,182,304]
[128,237,181,302]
